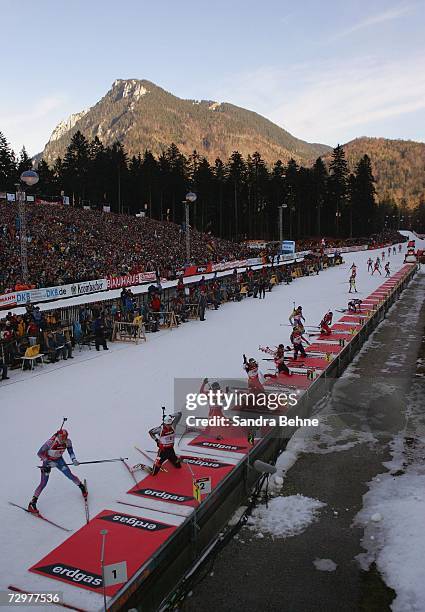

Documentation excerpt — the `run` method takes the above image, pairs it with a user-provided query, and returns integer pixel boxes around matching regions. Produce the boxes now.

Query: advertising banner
[183,264,212,277]
[107,272,156,289]
[35,198,62,205]
[324,245,368,255]
[281,240,295,254]
[0,292,17,308]
[211,259,250,273]
[1,279,108,309]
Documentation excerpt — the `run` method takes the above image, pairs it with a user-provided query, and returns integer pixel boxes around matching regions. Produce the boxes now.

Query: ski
[83,479,89,524]
[8,502,71,532]
[135,446,167,472]
[121,457,139,484]
[130,462,153,474]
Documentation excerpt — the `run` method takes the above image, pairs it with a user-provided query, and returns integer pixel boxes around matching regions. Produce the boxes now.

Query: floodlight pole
[184,192,197,263]
[16,185,28,283]
[16,170,39,284]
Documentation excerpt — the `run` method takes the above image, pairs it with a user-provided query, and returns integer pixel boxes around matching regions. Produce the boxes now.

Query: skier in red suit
[243,355,265,392]
[149,413,182,476]
[320,311,333,335]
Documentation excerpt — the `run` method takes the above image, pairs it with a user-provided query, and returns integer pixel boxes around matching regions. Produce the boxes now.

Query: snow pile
[355,471,425,612]
[313,558,337,572]
[247,495,326,538]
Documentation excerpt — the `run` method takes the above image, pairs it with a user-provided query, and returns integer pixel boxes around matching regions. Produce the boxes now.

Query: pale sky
[1,0,424,156]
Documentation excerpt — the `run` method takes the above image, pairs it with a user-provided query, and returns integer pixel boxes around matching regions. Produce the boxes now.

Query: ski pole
[37,458,128,468]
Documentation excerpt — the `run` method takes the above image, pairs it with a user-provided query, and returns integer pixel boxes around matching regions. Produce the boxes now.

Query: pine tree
[227,151,246,240]
[62,131,90,206]
[52,157,64,194]
[128,154,143,213]
[328,144,349,236]
[284,159,298,239]
[270,160,285,239]
[37,159,55,195]
[312,157,328,237]
[213,158,226,237]
[412,197,425,233]
[107,141,129,213]
[165,144,189,224]
[350,154,376,235]
[17,146,33,176]
[141,151,159,218]
[249,152,269,238]
[87,137,108,206]
[193,157,214,232]
[0,131,16,189]
[297,167,315,237]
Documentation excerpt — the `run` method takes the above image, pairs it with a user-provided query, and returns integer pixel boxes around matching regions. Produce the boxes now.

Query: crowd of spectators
[0,202,253,293]
[0,200,404,295]
[0,303,74,377]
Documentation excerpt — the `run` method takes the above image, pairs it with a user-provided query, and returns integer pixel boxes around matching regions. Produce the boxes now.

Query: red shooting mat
[29,509,177,596]
[315,332,353,340]
[331,323,361,332]
[362,297,381,303]
[308,342,343,354]
[127,454,235,507]
[286,356,330,369]
[337,316,365,324]
[368,292,388,298]
[264,372,313,390]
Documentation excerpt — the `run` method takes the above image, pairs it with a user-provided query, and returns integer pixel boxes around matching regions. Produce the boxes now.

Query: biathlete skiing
[28,423,87,514]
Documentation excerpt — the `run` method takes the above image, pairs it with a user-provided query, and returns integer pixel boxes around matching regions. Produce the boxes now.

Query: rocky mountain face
[41,79,331,165]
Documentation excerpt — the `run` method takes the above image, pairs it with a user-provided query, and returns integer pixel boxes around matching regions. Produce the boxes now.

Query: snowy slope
[0,239,417,610]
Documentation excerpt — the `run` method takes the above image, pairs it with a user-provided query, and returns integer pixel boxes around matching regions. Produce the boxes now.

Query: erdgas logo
[100,512,170,531]
[35,563,102,587]
[183,456,230,469]
[194,440,245,451]
[136,487,193,502]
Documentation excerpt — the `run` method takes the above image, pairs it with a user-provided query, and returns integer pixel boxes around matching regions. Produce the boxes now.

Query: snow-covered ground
[0,238,418,610]
[355,364,425,612]
[246,494,326,538]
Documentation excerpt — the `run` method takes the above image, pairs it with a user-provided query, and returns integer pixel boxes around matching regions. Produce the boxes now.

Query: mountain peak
[110,78,150,101]
[41,79,331,165]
